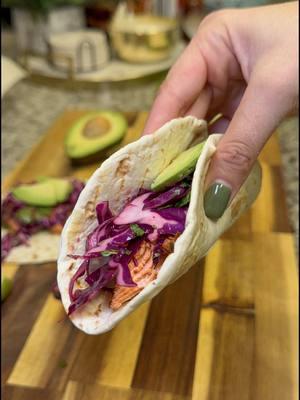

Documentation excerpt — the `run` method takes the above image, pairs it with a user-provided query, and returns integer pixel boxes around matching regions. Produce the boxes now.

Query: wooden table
[2,111,298,400]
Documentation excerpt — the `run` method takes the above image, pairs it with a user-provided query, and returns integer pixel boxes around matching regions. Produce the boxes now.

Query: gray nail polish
[204,182,231,220]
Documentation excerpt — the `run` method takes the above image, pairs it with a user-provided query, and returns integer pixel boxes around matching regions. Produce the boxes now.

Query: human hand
[143,2,298,219]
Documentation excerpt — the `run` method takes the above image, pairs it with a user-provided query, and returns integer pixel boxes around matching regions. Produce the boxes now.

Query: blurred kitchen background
[1,0,298,250]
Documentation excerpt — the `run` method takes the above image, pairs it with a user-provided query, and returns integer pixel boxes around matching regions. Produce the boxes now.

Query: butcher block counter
[2,108,298,400]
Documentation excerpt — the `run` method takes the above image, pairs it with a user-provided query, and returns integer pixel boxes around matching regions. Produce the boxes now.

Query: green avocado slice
[47,178,72,203]
[16,206,53,224]
[12,178,72,207]
[15,207,34,224]
[12,182,57,207]
[36,175,50,182]
[35,207,53,218]
[151,141,206,192]
[65,111,128,161]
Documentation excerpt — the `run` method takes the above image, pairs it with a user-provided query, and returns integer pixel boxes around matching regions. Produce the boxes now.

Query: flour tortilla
[57,116,262,335]
[2,229,60,264]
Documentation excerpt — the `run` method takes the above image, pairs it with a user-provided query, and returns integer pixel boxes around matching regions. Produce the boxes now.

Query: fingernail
[204,182,231,220]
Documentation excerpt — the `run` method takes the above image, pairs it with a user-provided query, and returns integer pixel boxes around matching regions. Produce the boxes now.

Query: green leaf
[180,181,191,188]
[101,250,118,257]
[130,224,145,237]
[174,191,191,208]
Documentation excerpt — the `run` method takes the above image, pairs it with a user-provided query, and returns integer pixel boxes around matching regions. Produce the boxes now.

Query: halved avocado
[65,111,128,165]
[151,141,206,191]
[12,178,72,207]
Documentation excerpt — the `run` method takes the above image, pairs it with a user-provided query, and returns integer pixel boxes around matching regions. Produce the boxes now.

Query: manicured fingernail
[204,182,231,220]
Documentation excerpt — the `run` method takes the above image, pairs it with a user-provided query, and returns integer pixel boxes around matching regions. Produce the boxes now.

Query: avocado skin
[65,111,127,164]
[69,138,124,166]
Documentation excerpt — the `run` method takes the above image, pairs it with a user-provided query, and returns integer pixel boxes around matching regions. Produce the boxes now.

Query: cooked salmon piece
[6,218,20,232]
[50,224,63,234]
[110,286,141,311]
[161,233,180,254]
[110,241,155,311]
[110,235,178,311]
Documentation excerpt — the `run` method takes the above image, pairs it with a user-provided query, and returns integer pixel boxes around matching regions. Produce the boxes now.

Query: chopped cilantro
[101,250,118,257]
[174,191,191,208]
[181,181,191,188]
[130,224,145,237]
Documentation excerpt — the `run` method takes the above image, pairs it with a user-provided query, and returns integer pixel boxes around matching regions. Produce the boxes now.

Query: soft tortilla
[57,116,262,334]
[2,229,61,264]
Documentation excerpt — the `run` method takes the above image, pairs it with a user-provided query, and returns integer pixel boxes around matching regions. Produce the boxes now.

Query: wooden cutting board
[2,111,298,400]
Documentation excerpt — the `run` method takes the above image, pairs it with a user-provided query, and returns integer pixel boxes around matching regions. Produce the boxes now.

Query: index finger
[143,38,208,135]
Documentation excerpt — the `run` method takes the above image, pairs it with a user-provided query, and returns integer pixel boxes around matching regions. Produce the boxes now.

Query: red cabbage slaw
[67,176,193,316]
[1,179,85,262]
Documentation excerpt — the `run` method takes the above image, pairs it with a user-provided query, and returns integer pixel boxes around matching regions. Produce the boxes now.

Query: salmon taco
[1,177,85,264]
[57,116,261,334]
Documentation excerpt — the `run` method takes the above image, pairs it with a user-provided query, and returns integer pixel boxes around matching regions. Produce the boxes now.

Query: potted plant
[3,0,91,55]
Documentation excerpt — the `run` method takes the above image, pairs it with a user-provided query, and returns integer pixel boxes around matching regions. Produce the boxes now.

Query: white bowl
[47,30,110,73]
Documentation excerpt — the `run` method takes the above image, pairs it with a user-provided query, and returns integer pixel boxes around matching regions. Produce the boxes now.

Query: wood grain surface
[1,111,298,400]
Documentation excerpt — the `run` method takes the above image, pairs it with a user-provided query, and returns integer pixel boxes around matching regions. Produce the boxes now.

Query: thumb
[203,75,290,220]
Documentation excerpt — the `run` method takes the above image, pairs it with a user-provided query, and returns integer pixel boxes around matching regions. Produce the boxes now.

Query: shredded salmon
[161,232,180,254]
[6,218,20,232]
[110,235,178,311]
[50,224,63,234]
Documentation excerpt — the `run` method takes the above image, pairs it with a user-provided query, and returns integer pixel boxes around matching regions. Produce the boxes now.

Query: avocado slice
[16,206,53,224]
[47,178,72,202]
[151,141,206,191]
[12,182,57,207]
[35,207,53,218]
[34,177,72,202]
[65,111,128,164]
[15,207,34,224]
[12,178,72,207]
[36,175,50,182]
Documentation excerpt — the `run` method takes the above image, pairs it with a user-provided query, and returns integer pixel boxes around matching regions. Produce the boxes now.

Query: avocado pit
[83,117,111,138]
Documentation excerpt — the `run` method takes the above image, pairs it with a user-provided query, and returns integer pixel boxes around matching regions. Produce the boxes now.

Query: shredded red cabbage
[1,179,85,262]
[67,175,193,315]
[68,264,116,316]
[96,201,113,225]
[143,183,189,210]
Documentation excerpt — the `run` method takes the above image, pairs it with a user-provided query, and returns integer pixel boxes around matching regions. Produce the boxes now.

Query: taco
[57,116,261,334]
[1,178,85,264]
